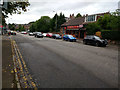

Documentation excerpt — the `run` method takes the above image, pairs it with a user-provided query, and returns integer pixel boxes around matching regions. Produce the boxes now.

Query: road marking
[11,39,37,88]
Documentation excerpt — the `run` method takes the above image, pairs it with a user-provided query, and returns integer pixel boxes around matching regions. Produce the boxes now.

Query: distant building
[15,24,31,31]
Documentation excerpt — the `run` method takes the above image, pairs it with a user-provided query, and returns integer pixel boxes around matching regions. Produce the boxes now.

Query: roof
[86,12,110,16]
[83,21,96,24]
[61,17,85,26]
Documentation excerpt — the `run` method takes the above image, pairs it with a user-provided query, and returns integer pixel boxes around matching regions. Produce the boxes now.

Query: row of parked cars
[26,32,77,42]
[7,30,16,35]
[28,32,63,39]
[21,31,108,47]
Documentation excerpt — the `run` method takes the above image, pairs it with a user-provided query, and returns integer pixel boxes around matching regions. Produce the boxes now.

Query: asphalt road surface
[11,33,118,88]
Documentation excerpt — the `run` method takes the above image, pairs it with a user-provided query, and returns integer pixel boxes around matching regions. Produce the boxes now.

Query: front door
[80,30,84,38]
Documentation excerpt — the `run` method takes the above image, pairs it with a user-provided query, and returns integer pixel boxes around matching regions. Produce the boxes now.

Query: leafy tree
[18,24,25,31]
[30,16,51,32]
[97,13,119,30]
[86,23,101,35]
[97,14,111,30]
[29,13,66,33]
[50,13,66,32]
[2,1,30,25]
[75,13,82,18]
[8,23,16,30]
[30,24,35,32]
[112,9,120,16]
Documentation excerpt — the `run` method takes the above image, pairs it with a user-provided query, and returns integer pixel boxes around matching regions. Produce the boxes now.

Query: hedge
[101,30,120,40]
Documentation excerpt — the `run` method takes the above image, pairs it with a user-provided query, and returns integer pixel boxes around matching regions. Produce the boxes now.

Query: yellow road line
[12,40,37,88]
[11,40,21,89]
[14,41,37,88]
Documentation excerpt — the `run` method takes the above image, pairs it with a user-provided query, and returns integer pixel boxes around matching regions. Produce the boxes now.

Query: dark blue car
[63,35,76,42]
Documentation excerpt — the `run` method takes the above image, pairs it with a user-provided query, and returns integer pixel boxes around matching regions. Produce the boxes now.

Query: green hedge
[101,30,120,40]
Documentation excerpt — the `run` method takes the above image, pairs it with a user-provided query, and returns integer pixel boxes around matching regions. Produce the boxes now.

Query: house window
[86,15,96,22]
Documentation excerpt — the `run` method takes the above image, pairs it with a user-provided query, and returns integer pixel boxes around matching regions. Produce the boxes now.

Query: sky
[6,0,120,24]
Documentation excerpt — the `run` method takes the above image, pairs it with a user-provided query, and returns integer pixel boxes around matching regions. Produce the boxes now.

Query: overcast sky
[6,0,120,24]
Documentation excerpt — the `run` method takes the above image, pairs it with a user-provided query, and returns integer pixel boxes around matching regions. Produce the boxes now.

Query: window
[86,15,96,22]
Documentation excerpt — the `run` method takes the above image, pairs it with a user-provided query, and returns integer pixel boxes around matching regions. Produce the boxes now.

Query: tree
[75,13,82,18]
[112,9,120,16]
[29,13,66,33]
[30,16,51,33]
[50,13,66,32]
[8,23,16,30]
[2,1,30,25]
[86,23,101,35]
[18,24,25,31]
[97,13,119,30]
[97,14,111,30]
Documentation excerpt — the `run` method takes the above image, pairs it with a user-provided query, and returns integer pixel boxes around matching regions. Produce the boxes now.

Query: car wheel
[68,39,71,42]
[83,41,87,44]
[96,42,99,47]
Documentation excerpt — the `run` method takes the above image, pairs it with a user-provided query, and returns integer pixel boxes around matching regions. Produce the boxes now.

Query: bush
[101,30,120,40]
[86,23,101,35]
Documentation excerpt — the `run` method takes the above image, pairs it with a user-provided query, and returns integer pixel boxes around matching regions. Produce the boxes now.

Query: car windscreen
[94,36,101,40]
[37,32,42,34]
[68,35,73,38]
[56,34,60,36]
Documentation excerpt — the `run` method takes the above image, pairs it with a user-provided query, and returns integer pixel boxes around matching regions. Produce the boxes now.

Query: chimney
[86,14,88,16]
[70,14,72,18]
[72,14,74,17]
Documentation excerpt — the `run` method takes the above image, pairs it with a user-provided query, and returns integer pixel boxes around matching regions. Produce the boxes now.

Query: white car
[21,31,27,34]
[29,32,34,36]
[42,33,47,37]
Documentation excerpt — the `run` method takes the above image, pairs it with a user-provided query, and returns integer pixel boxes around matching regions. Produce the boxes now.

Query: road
[11,33,118,88]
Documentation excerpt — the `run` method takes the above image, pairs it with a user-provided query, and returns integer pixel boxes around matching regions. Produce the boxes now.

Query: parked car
[43,33,47,37]
[21,31,27,34]
[33,32,36,36]
[11,31,16,35]
[35,32,43,38]
[29,32,34,36]
[63,35,76,42]
[52,34,62,39]
[83,35,108,47]
[46,33,53,38]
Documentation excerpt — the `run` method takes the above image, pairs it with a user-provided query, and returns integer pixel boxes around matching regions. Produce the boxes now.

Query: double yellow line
[11,39,37,89]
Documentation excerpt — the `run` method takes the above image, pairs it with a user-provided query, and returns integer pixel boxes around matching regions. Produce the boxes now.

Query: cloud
[6,0,119,24]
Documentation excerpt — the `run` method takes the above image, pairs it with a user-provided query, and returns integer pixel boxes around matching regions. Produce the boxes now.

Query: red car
[46,33,53,38]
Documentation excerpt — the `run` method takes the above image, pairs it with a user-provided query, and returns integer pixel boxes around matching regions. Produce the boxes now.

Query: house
[61,17,85,39]
[60,12,110,39]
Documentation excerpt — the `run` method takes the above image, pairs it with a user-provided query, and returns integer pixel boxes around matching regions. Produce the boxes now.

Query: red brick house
[60,12,110,39]
[61,17,85,39]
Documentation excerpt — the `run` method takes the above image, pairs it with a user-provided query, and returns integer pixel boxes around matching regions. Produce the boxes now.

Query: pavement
[10,33,118,88]
[2,35,17,88]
